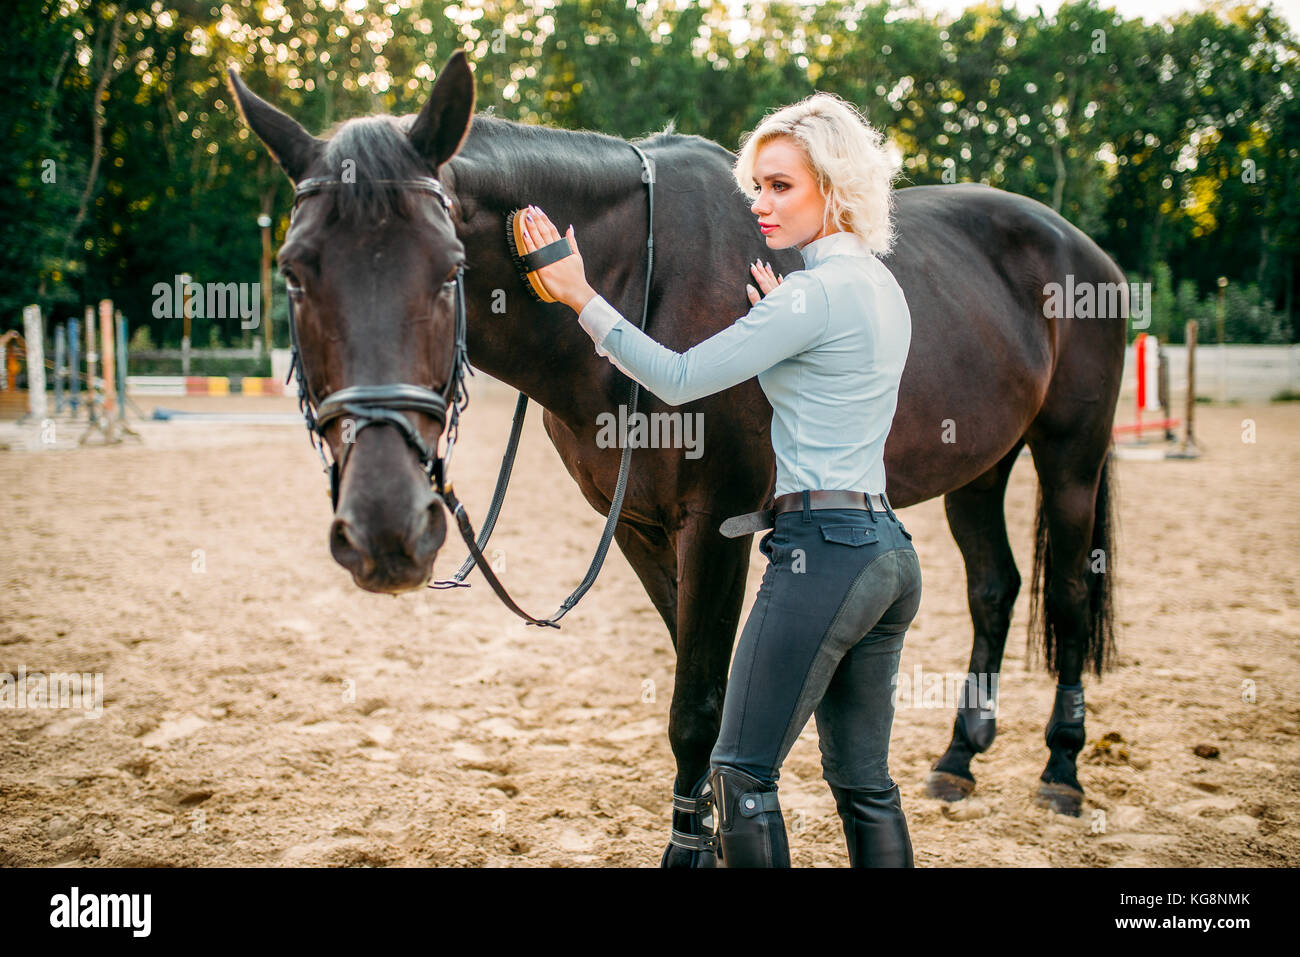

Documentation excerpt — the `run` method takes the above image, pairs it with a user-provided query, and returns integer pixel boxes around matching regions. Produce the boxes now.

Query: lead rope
[429,142,655,629]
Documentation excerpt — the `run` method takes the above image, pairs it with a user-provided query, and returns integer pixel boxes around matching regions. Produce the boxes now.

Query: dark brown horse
[228,50,1124,866]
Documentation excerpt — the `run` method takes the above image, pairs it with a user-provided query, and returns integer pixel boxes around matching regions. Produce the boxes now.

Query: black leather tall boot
[827,782,914,867]
[709,765,790,868]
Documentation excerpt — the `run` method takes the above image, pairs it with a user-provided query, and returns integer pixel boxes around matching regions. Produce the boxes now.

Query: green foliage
[1209,281,1289,343]
[5,0,1298,346]
[1150,262,1178,342]
[129,354,272,377]
[128,323,154,351]
[1148,268,1289,343]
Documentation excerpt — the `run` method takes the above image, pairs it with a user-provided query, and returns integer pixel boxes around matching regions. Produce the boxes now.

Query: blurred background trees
[3,0,1296,349]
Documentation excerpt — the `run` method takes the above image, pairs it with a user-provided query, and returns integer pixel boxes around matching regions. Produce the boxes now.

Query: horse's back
[878,184,1127,504]
[889,183,1125,294]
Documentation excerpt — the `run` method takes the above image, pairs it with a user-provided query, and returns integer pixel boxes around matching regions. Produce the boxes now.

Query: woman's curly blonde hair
[733,92,902,255]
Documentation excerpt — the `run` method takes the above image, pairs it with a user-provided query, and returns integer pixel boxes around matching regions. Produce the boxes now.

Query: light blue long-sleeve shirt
[576,229,912,497]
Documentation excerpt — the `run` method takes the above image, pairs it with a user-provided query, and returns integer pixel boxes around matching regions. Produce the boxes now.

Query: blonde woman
[519,92,920,868]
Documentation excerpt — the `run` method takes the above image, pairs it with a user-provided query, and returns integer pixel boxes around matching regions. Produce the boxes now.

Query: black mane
[444,113,692,207]
[318,110,694,225]
[319,115,433,226]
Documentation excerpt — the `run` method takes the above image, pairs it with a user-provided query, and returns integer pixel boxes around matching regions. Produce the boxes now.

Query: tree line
[3,0,1296,350]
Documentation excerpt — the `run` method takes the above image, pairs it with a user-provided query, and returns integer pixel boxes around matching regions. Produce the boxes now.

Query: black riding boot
[827,782,914,867]
[709,765,790,868]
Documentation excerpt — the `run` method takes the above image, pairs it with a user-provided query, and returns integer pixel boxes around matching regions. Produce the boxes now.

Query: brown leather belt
[718,490,890,539]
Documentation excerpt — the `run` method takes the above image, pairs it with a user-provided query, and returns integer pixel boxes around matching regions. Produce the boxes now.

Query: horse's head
[228,52,475,594]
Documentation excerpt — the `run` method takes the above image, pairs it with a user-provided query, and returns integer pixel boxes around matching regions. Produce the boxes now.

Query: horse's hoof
[925,770,975,802]
[1034,781,1084,816]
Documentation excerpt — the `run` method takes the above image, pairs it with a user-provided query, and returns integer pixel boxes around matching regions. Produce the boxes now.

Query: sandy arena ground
[1,379,1296,867]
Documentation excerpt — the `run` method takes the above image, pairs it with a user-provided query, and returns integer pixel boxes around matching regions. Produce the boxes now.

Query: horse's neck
[456,249,608,422]
[446,138,652,425]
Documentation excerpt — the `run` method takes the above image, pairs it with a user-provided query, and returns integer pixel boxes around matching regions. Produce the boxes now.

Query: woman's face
[749,136,837,250]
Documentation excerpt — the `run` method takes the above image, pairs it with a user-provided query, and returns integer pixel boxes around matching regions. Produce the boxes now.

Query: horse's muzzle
[330,499,446,593]
[328,425,448,593]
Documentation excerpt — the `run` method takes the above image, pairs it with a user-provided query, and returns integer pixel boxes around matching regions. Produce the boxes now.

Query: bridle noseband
[285,175,471,511]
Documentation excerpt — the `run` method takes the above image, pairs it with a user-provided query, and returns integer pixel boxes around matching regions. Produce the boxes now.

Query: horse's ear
[408,50,475,171]
[226,66,322,182]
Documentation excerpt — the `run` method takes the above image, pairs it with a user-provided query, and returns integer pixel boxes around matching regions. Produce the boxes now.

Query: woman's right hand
[746,259,783,305]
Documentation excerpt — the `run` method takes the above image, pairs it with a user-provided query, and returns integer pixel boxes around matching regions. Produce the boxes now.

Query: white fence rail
[1119,344,1300,403]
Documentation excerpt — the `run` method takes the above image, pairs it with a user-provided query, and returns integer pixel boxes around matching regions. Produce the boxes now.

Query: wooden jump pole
[99,299,115,417]
[1183,320,1198,452]
[1168,320,1201,459]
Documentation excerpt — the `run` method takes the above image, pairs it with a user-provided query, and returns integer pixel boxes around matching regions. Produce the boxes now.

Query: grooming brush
[505,208,576,303]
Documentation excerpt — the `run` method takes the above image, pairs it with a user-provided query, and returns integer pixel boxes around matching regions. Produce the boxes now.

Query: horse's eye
[283,270,304,298]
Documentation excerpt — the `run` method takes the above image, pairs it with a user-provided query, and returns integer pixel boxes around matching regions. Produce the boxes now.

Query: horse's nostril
[330,517,374,578]
[410,503,445,566]
[331,519,356,553]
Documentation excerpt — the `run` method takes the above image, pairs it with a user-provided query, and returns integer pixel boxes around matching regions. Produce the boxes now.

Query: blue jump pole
[67,317,80,415]
[54,323,67,413]
[115,311,128,420]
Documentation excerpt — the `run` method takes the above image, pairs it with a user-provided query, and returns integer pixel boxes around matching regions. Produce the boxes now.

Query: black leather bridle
[284,144,656,629]
[286,174,470,513]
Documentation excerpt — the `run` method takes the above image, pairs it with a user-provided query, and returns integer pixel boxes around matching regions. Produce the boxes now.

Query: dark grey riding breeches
[710,497,922,791]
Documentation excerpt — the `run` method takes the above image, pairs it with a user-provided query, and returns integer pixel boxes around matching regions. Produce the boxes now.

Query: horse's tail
[1027,447,1119,676]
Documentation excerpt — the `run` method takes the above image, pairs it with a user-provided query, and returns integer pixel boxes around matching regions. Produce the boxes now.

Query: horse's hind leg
[926,440,1024,802]
[1023,432,1117,817]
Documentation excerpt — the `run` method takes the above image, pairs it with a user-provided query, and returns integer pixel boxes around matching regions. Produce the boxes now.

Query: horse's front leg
[659,513,753,868]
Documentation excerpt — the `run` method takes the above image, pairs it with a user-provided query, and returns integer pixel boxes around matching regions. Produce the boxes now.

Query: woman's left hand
[747,260,783,305]
[518,205,590,310]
